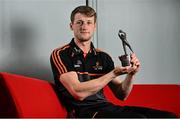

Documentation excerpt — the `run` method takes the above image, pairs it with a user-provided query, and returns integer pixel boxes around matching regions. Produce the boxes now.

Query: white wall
[97,0,180,84]
[0,0,85,80]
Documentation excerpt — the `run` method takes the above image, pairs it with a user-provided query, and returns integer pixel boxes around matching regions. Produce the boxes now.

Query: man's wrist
[127,72,136,77]
[113,69,119,77]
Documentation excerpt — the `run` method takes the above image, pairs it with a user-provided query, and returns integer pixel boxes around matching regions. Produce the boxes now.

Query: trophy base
[119,54,130,67]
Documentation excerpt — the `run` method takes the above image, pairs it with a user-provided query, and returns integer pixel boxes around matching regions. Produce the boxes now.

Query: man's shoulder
[52,43,71,54]
[96,48,112,58]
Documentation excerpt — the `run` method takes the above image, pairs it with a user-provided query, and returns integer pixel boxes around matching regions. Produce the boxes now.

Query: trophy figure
[118,30,134,67]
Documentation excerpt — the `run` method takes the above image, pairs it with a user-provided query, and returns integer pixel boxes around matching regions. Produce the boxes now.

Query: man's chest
[72,55,105,74]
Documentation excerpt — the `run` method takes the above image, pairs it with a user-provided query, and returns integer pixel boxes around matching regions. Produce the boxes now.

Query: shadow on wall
[1,19,52,81]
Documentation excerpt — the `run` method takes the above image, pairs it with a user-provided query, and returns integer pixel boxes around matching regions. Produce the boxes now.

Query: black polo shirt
[50,39,115,111]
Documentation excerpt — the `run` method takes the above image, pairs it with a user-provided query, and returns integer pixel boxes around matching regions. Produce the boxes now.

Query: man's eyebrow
[76,19,92,21]
[75,19,93,23]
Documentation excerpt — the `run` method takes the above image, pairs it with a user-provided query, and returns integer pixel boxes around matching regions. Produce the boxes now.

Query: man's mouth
[80,32,89,34]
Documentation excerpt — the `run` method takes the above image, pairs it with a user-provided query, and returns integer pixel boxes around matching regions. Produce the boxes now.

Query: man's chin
[79,37,91,42]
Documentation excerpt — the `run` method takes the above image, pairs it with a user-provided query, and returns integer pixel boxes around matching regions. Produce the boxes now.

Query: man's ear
[70,23,73,30]
[94,23,97,31]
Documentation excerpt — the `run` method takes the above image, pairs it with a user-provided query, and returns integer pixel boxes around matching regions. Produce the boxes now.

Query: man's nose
[81,22,88,28]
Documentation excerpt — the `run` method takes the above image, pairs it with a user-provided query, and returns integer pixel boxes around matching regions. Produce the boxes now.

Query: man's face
[70,13,96,42]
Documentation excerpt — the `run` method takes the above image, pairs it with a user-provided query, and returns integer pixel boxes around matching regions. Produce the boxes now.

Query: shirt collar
[69,38,97,57]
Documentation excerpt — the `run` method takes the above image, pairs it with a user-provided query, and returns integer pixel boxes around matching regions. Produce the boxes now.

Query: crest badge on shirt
[93,61,103,71]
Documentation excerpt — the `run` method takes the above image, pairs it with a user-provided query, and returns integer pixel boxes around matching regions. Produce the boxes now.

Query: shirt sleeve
[102,52,115,73]
[50,48,74,80]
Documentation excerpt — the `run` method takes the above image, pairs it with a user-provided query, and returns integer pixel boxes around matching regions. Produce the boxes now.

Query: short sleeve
[101,52,115,73]
[50,48,74,80]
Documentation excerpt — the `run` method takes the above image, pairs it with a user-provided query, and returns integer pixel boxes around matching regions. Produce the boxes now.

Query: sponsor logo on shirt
[74,60,82,68]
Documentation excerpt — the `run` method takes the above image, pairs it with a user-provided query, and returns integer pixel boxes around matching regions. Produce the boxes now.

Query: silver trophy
[118,30,134,67]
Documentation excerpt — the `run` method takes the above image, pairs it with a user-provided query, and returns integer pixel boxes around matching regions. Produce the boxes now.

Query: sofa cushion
[104,84,180,117]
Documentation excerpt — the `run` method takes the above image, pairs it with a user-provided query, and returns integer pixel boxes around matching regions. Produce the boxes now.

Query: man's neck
[74,39,91,54]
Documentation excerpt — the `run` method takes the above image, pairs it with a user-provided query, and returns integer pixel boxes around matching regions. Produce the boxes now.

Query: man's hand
[113,53,140,76]
[113,66,131,76]
[129,53,140,75]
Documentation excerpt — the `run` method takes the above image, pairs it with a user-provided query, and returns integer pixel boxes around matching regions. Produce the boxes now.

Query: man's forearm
[60,67,127,101]
[75,70,117,96]
[120,74,135,100]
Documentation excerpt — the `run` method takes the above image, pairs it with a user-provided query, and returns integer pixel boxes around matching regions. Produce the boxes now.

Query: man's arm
[109,53,141,100]
[60,67,128,101]
[108,74,135,100]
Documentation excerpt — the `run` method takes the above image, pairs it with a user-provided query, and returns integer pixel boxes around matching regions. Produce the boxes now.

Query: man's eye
[87,22,93,25]
[76,21,83,25]
[75,21,93,26]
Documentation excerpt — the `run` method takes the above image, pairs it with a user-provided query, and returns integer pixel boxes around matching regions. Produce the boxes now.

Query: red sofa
[0,72,179,118]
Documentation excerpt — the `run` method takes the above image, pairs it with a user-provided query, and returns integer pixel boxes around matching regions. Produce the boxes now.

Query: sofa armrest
[0,72,67,118]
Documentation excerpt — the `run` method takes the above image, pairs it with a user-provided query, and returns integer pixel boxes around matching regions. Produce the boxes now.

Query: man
[50,6,177,118]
